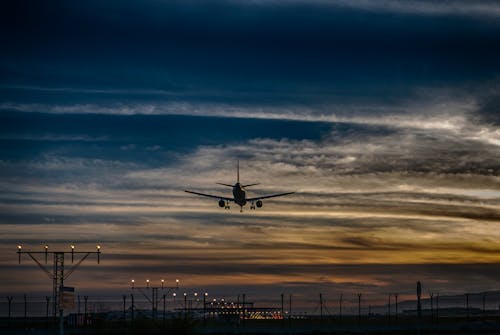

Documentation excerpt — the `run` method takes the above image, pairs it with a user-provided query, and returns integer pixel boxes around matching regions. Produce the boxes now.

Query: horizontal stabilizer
[216,183,234,187]
[242,183,260,188]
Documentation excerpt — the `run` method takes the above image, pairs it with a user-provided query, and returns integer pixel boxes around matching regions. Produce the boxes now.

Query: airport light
[176,279,179,288]
[146,279,150,288]
[16,243,101,334]
[131,279,135,288]
[161,279,164,289]
[96,245,101,263]
[17,245,22,263]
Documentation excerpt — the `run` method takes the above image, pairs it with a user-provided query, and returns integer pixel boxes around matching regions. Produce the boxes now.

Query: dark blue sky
[1,1,500,309]
[2,0,500,108]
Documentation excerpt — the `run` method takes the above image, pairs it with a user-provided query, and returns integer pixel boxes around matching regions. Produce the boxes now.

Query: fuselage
[232,183,246,207]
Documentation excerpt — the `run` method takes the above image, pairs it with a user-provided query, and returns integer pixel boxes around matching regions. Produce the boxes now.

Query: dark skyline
[1,0,500,307]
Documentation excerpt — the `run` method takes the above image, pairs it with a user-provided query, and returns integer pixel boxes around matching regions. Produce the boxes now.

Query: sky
[1,0,500,312]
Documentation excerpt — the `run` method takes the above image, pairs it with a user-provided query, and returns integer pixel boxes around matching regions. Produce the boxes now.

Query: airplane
[184,161,294,212]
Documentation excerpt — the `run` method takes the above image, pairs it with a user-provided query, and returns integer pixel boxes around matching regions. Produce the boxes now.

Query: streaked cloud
[1,0,499,309]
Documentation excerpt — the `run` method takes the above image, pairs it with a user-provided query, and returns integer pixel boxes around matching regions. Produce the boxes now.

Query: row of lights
[17,244,101,251]
[131,278,180,289]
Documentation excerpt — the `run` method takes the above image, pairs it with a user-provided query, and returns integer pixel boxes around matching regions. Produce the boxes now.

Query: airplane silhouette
[184,161,294,212]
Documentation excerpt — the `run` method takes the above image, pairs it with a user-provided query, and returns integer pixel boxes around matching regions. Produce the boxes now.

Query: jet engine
[256,200,263,208]
[218,199,225,208]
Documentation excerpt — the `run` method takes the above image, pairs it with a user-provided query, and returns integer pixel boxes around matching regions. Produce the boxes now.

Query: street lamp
[146,279,150,288]
[161,279,164,289]
[131,279,135,288]
[71,244,75,262]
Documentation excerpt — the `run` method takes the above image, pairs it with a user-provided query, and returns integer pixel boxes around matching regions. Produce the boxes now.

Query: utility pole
[319,293,323,321]
[46,296,51,328]
[387,294,391,322]
[429,292,434,323]
[436,292,439,324]
[84,296,88,327]
[17,244,101,335]
[394,293,398,321]
[339,293,343,322]
[122,295,127,321]
[417,282,422,319]
[24,294,27,327]
[466,293,470,320]
[357,293,362,321]
[163,294,166,325]
[77,295,81,324]
[203,292,208,325]
[281,293,284,323]
[482,292,486,314]
[130,293,134,322]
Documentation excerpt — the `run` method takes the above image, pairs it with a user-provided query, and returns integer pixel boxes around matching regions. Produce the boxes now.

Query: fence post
[7,296,13,328]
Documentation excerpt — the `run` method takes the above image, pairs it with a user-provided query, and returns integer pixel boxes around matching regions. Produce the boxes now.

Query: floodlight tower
[17,244,101,335]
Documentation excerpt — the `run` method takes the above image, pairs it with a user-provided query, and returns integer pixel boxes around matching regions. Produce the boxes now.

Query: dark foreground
[2,315,500,335]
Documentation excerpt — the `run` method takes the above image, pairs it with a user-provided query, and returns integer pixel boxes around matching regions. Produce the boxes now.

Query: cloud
[322,0,500,17]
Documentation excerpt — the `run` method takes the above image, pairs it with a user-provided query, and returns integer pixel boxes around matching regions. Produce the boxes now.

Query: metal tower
[17,244,101,335]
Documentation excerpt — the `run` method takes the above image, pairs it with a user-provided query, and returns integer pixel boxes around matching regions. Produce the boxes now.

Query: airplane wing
[247,192,295,201]
[184,190,234,202]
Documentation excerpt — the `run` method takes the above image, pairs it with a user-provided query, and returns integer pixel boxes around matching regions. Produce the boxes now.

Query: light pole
[17,244,101,335]
[131,279,179,320]
[203,293,208,324]
[184,292,187,313]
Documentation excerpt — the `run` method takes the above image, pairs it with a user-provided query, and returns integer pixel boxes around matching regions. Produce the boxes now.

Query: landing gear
[225,201,230,210]
[250,201,256,210]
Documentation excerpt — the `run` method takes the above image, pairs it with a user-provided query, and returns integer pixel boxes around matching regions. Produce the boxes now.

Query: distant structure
[417,281,422,318]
